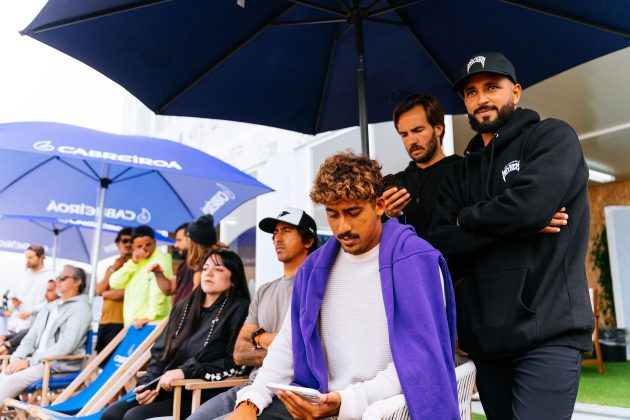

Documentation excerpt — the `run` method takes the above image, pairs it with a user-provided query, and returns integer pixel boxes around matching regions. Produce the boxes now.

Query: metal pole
[52,229,59,272]
[88,164,110,301]
[351,2,370,154]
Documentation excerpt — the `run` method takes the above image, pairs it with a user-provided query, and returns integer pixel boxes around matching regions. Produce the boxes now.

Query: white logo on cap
[467,56,486,74]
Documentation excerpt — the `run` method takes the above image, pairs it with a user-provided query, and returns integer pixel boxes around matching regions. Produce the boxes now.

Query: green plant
[591,227,616,326]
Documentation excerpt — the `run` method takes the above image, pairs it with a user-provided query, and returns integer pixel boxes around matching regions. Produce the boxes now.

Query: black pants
[102,388,222,420]
[258,398,293,420]
[95,323,124,353]
[474,345,582,420]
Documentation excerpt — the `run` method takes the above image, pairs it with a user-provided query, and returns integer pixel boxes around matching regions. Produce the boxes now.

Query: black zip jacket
[391,154,462,240]
[140,295,249,385]
[430,108,594,358]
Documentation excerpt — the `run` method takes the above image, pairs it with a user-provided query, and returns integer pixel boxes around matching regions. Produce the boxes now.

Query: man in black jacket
[431,52,594,420]
[383,94,462,240]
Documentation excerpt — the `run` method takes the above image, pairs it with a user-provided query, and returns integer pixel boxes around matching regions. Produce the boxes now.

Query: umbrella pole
[351,2,370,155]
[52,229,60,272]
[88,164,110,301]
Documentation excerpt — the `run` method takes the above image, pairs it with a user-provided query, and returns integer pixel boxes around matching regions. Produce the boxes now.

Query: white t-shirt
[9,268,54,314]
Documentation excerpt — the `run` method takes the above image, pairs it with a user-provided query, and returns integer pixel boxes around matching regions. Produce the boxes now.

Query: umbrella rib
[76,227,91,263]
[314,23,342,134]
[366,0,385,11]
[368,0,426,18]
[155,172,195,219]
[336,0,350,13]
[111,169,157,184]
[385,1,455,87]
[22,0,171,35]
[158,4,297,114]
[82,160,101,179]
[58,159,100,181]
[364,17,408,27]
[110,167,135,182]
[499,0,630,39]
[0,156,58,194]
[273,17,347,27]
[288,0,346,17]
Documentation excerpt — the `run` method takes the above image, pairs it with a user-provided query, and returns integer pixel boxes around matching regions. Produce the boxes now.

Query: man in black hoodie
[431,52,594,420]
[383,94,462,240]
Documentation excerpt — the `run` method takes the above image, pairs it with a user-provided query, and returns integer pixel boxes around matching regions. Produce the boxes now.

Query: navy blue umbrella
[0,122,272,295]
[22,1,630,153]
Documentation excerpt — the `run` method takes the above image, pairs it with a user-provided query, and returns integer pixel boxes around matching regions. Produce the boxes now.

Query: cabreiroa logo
[32,140,183,170]
[46,200,152,223]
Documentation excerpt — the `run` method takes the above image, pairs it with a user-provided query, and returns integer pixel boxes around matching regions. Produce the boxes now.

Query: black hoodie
[430,108,594,358]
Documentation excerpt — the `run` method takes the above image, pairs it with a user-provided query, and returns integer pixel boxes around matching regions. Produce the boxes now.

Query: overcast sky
[0,1,128,133]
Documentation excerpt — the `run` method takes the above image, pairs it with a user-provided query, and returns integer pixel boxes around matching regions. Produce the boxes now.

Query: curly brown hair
[310,151,383,205]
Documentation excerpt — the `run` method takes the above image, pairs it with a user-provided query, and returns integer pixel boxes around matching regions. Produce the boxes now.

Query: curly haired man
[225,151,459,420]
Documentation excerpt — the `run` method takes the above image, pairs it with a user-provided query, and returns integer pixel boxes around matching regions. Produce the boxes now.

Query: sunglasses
[118,238,132,244]
[56,274,74,281]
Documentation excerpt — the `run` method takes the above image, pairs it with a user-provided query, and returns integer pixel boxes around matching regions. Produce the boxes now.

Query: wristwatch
[250,327,266,349]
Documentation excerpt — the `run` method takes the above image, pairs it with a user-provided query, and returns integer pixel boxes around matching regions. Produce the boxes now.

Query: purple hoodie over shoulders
[291,218,459,419]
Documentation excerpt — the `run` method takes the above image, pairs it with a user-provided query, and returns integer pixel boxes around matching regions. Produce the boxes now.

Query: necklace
[203,296,229,347]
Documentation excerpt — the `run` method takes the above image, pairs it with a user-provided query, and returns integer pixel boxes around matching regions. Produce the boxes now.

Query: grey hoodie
[11,294,91,372]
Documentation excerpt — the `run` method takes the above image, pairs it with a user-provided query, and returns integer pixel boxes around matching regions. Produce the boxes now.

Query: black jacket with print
[430,108,594,358]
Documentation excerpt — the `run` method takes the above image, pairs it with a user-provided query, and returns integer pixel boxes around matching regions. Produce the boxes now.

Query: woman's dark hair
[159,249,250,362]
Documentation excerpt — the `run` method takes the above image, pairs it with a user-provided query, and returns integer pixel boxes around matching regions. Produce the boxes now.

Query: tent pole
[352,1,370,155]
[88,164,110,302]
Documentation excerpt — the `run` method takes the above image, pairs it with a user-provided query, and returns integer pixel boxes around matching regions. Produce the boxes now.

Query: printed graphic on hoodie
[501,160,520,182]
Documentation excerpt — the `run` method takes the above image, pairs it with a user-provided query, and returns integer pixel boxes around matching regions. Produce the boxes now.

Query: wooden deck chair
[169,376,249,420]
[3,321,165,418]
[24,330,95,406]
[362,356,477,420]
[30,351,152,420]
[582,288,605,374]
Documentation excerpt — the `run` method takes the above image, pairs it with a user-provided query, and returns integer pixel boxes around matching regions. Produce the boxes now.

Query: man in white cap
[187,208,318,420]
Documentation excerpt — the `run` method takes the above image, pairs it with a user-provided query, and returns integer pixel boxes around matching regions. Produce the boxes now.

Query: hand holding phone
[267,382,322,403]
[382,174,405,192]
[135,375,161,394]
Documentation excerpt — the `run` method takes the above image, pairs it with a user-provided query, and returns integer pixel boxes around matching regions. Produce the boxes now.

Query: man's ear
[304,236,315,251]
[512,83,523,106]
[375,197,387,217]
[434,124,445,144]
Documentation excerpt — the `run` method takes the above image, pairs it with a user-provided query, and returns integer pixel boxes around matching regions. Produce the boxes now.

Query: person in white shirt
[226,152,458,420]
[5,244,53,328]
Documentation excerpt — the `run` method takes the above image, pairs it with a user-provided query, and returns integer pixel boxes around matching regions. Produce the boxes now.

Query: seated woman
[102,249,251,420]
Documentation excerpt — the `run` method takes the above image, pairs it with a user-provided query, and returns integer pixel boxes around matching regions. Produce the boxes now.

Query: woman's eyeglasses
[118,238,132,244]
[56,274,74,281]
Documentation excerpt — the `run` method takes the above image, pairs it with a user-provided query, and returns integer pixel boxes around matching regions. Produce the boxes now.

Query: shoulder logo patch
[501,160,520,182]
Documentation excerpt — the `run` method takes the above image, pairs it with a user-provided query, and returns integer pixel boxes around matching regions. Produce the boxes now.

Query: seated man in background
[188,207,318,420]
[0,280,58,355]
[226,152,458,420]
[110,225,173,328]
[0,265,91,405]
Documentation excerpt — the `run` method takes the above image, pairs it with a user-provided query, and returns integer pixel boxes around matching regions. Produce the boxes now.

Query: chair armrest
[363,394,408,420]
[43,354,91,362]
[171,378,204,387]
[184,376,249,390]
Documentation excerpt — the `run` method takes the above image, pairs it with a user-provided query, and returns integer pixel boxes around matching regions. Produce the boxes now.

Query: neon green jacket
[110,248,173,326]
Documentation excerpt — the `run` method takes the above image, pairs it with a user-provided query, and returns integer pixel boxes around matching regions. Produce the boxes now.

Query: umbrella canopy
[0,122,272,229]
[21,0,630,153]
[0,215,174,269]
[0,121,272,296]
[0,216,175,265]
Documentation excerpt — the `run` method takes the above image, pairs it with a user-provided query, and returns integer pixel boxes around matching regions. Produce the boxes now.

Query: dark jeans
[474,345,582,420]
[96,323,124,353]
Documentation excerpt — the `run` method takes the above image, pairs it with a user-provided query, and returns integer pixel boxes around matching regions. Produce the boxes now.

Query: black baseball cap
[453,52,518,93]
[258,207,317,237]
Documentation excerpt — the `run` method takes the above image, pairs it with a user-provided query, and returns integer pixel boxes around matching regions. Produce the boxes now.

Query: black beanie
[187,214,217,246]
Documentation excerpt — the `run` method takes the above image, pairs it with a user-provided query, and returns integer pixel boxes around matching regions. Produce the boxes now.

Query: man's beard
[467,99,515,134]
[408,133,439,164]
